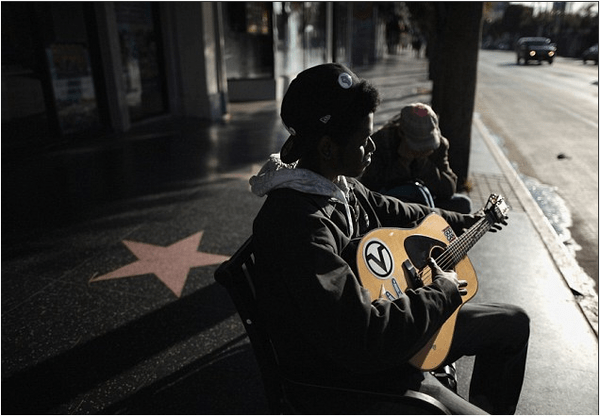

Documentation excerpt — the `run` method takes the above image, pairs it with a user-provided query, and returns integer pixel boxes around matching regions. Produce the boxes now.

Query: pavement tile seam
[468,172,524,213]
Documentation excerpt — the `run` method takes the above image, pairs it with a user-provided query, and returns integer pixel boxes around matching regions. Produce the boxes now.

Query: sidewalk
[459,114,598,415]
[2,54,597,414]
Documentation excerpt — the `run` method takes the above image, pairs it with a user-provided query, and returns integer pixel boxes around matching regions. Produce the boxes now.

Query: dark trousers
[418,303,530,414]
[435,193,473,214]
[287,303,530,415]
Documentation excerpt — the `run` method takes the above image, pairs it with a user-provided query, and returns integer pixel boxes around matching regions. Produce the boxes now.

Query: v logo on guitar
[364,240,394,278]
[356,194,509,371]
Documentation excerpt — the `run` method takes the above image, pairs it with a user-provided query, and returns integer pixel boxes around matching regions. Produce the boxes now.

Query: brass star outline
[90,231,229,297]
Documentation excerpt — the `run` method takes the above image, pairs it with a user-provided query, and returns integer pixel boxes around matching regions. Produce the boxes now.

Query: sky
[510,1,599,15]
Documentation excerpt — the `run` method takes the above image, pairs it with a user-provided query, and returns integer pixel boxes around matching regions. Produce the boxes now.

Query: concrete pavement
[2,53,597,414]
[457,114,598,415]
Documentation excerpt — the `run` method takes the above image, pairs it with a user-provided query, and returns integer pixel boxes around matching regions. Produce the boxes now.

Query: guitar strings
[417,217,490,286]
[420,219,490,283]
[419,221,485,284]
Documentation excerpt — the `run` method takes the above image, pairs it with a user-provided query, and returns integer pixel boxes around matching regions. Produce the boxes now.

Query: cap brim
[406,129,441,152]
[280,135,304,164]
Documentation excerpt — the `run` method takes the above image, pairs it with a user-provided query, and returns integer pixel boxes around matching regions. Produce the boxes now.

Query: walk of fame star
[90,231,229,297]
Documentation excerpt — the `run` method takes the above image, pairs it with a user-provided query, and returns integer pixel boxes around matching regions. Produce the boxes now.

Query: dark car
[516,37,556,65]
[582,44,598,65]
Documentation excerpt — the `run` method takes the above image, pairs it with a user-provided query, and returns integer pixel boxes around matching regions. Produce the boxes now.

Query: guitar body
[356,213,478,371]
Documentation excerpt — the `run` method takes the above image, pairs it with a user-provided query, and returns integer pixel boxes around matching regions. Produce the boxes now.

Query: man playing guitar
[250,63,530,414]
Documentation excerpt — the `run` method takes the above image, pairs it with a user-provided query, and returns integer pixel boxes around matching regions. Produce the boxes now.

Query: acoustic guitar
[356,194,509,371]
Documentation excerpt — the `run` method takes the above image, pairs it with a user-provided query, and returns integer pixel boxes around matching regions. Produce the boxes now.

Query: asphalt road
[474,49,599,292]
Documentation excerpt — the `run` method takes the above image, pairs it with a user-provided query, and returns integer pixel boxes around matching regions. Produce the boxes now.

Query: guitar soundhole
[404,235,447,269]
[430,246,446,267]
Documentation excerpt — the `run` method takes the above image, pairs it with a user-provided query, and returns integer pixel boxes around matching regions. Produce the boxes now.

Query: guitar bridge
[403,260,423,288]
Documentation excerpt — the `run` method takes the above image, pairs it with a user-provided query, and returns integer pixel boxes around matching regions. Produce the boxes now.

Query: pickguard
[404,235,447,269]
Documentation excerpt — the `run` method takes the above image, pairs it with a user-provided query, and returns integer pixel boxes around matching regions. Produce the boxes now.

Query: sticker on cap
[338,73,353,89]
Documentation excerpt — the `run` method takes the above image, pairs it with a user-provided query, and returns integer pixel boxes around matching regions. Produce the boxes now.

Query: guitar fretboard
[436,217,493,271]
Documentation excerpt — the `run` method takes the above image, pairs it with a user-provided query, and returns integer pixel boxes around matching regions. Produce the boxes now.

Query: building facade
[2,2,386,153]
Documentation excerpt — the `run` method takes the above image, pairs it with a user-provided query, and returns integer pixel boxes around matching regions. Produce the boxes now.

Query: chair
[214,236,452,414]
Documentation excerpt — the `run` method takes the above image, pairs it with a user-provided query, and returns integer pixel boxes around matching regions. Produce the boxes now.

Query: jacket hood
[249,153,356,236]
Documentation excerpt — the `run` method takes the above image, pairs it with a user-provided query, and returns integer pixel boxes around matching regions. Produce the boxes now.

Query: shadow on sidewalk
[2,283,243,414]
[101,336,268,415]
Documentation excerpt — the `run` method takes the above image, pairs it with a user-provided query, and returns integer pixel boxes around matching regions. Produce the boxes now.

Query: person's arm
[415,136,457,199]
[353,179,480,236]
[283,230,462,373]
[253,194,463,373]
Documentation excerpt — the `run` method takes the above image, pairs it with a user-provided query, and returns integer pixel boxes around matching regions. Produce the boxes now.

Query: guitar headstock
[483,193,510,224]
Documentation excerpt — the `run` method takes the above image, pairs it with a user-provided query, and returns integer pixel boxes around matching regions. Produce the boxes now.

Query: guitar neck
[439,217,493,269]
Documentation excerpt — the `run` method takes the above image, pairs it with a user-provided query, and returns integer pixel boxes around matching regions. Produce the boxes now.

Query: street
[475,49,599,291]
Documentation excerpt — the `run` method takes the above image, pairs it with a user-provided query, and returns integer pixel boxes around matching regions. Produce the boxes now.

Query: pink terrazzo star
[90,231,229,297]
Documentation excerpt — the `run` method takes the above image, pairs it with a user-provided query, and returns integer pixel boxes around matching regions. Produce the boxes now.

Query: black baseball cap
[280,63,362,163]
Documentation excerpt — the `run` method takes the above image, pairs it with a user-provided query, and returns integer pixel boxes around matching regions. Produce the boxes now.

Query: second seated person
[360,103,473,213]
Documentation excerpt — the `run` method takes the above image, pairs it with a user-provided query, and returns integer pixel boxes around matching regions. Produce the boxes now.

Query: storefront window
[114,2,167,122]
[46,42,100,135]
[273,2,304,76]
[223,2,274,79]
[273,2,327,77]
[302,2,327,69]
[333,3,351,65]
[2,2,104,143]
[2,2,52,147]
[352,3,377,66]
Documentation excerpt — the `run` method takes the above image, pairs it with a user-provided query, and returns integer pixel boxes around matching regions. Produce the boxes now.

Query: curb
[473,113,599,337]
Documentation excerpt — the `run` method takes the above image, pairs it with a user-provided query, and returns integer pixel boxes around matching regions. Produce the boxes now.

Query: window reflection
[46,43,100,135]
[223,2,274,79]
[115,2,167,122]
[273,2,327,77]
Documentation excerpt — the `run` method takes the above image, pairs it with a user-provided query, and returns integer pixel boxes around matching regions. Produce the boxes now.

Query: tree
[502,4,529,36]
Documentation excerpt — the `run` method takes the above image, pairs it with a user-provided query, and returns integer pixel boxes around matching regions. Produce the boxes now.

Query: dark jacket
[250,157,467,394]
[360,122,458,199]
